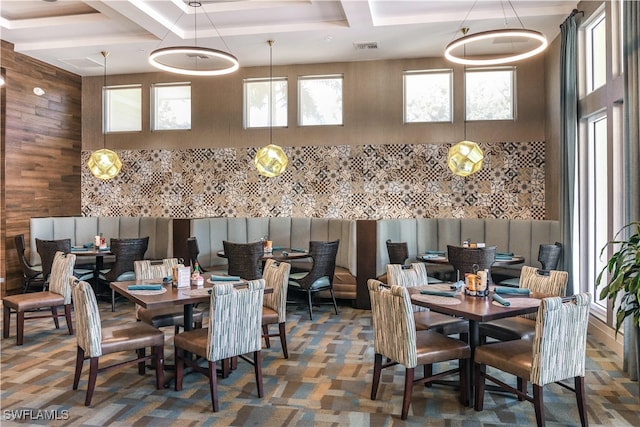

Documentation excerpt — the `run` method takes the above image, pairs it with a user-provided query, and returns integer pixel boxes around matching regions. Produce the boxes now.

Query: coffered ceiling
[0,0,578,76]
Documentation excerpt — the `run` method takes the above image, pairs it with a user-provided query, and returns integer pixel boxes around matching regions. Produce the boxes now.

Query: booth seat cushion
[375,218,560,278]
[30,217,173,265]
[190,217,357,300]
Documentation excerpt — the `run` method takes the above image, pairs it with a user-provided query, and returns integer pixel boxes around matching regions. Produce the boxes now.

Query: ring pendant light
[148,1,239,76]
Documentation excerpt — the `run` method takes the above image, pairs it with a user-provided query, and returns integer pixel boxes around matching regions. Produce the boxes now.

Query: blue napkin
[210,275,241,281]
[420,289,456,297]
[290,248,307,252]
[494,286,530,295]
[99,247,110,251]
[497,252,514,257]
[272,246,284,250]
[83,243,93,248]
[492,293,511,306]
[128,284,163,291]
[495,254,513,260]
[425,250,445,255]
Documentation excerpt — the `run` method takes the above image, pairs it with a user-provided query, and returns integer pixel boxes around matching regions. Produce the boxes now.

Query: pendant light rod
[268,39,274,146]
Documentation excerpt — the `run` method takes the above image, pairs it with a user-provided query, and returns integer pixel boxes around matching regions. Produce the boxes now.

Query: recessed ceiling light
[33,87,45,96]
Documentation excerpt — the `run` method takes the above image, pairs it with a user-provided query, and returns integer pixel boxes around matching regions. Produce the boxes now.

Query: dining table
[111,277,273,386]
[71,246,114,298]
[409,283,545,406]
[417,253,525,266]
[216,247,311,262]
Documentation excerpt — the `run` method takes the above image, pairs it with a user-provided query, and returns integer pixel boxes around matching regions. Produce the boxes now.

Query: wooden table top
[217,248,311,262]
[416,254,525,266]
[409,284,542,322]
[110,279,272,310]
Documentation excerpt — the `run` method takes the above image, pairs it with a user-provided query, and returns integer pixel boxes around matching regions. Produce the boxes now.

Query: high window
[298,75,343,126]
[403,69,453,123]
[465,68,515,121]
[244,77,288,128]
[151,82,191,131]
[104,85,142,132]
[585,11,607,93]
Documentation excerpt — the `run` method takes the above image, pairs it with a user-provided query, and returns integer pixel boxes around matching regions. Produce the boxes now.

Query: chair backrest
[386,263,431,312]
[367,279,417,368]
[48,251,76,304]
[207,279,265,361]
[134,258,181,280]
[71,279,103,358]
[262,259,291,323]
[386,240,409,265]
[538,242,562,270]
[530,293,591,386]
[295,240,340,289]
[15,234,40,277]
[36,238,71,280]
[187,237,206,272]
[447,245,496,281]
[223,240,264,280]
[104,237,149,281]
[519,266,569,320]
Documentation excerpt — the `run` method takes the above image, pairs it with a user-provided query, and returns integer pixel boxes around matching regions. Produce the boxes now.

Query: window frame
[403,69,453,124]
[243,76,288,129]
[151,82,192,131]
[464,66,516,121]
[103,84,142,133]
[297,74,343,126]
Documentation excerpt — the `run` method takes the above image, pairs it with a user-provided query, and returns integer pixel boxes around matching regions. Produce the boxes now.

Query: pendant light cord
[101,50,109,150]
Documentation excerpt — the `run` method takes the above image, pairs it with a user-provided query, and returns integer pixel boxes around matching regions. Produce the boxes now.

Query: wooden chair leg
[85,357,99,406]
[73,346,85,390]
[221,358,231,378]
[533,384,545,427]
[575,376,588,427]
[208,360,219,412]
[278,322,288,359]
[175,347,184,391]
[371,353,382,400]
[459,358,469,407]
[401,367,415,420]
[254,350,264,398]
[3,306,10,338]
[16,311,25,346]
[424,363,433,387]
[51,306,60,329]
[474,363,485,411]
[262,324,271,348]
[64,304,74,335]
[154,345,164,389]
[517,377,527,401]
[137,348,146,375]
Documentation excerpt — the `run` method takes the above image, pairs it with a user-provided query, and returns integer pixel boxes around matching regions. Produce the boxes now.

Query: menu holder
[175,266,191,288]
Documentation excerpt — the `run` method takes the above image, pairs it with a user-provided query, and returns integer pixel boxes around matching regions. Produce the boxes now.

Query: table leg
[163,303,195,388]
[467,320,479,407]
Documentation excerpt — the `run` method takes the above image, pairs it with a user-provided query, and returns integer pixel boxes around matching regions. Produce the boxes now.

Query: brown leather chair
[261,259,291,358]
[3,251,76,345]
[368,279,470,420]
[71,279,164,406]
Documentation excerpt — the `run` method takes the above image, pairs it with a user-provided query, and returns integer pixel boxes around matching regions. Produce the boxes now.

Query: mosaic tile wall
[81,141,545,220]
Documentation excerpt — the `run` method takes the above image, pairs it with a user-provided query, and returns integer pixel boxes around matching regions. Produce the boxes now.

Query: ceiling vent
[354,41,378,50]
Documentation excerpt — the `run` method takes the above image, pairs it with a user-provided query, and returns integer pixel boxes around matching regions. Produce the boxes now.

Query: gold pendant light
[88,51,122,180]
[254,40,288,178]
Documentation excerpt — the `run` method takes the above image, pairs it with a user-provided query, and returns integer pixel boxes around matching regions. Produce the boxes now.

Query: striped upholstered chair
[479,266,569,342]
[71,279,165,406]
[386,263,467,335]
[474,293,590,427]
[174,280,265,412]
[261,259,292,358]
[3,251,76,345]
[368,279,470,420]
[134,258,204,333]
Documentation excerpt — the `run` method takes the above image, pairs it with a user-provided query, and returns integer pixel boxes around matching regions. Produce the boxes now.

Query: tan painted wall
[82,55,547,151]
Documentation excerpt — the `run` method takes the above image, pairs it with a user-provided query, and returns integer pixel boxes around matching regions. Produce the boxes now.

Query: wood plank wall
[0,40,83,297]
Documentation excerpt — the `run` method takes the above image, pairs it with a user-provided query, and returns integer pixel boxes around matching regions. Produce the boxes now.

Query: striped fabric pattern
[134,258,181,280]
[262,260,291,323]
[367,279,417,368]
[530,293,591,386]
[48,251,76,304]
[71,279,103,357]
[519,266,569,320]
[206,279,265,362]
[386,263,430,312]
